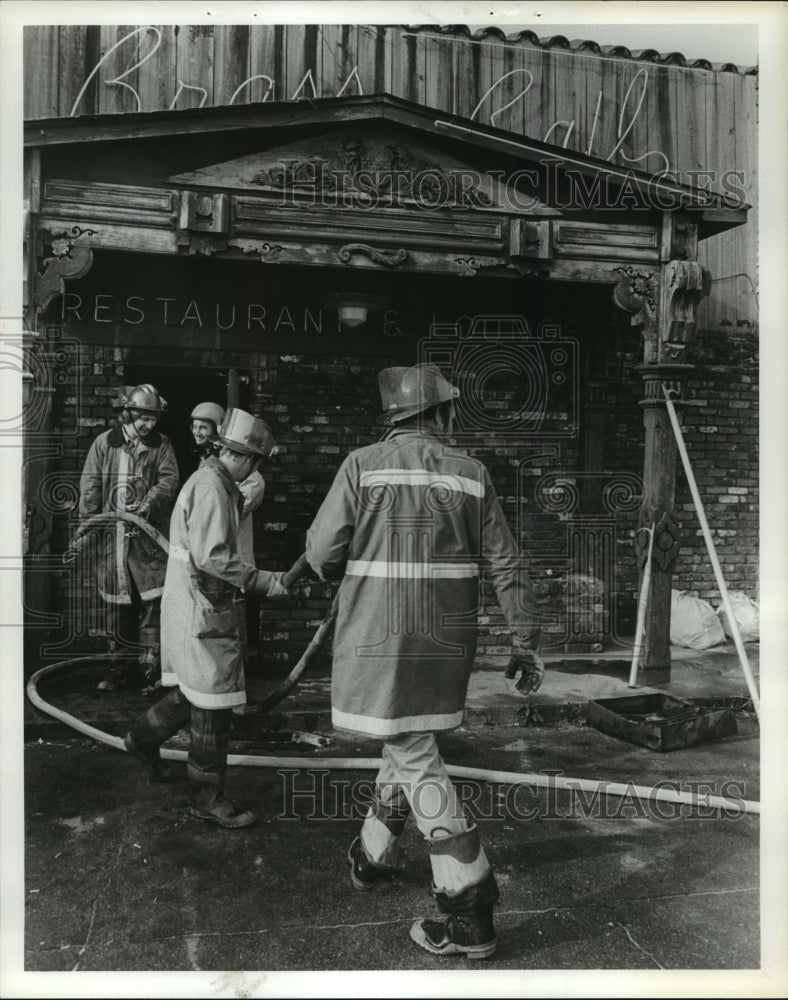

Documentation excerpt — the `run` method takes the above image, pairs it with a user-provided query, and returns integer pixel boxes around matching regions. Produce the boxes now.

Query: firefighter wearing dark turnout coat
[123,408,289,828]
[78,384,179,692]
[306,364,544,959]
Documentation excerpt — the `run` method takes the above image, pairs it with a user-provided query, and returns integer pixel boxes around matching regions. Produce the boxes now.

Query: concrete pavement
[23,640,760,739]
[17,643,763,977]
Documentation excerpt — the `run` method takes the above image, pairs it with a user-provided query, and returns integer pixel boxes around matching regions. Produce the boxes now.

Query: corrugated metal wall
[23,24,758,326]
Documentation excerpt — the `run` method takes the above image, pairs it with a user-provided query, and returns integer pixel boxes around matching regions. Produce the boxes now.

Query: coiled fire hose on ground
[27,515,760,817]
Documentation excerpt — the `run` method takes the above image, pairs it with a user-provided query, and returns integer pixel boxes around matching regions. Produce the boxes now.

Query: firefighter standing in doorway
[78,384,179,692]
[305,364,544,959]
[123,408,289,828]
[190,401,267,671]
[189,400,225,470]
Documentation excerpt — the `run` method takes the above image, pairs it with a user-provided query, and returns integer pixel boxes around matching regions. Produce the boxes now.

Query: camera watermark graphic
[1,334,82,439]
[420,316,579,442]
[277,769,752,822]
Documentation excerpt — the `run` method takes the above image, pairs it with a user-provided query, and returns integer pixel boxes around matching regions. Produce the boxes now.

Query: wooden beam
[35,216,177,257]
[24,94,395,147]
[621,215,712,685]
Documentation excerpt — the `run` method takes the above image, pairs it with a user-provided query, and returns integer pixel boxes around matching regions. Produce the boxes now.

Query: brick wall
[674,322,759,601]
[26,318,759,668]
[251,350,588,667]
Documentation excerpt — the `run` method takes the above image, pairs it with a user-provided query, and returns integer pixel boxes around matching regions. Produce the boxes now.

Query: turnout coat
[78,424,179,604]
[160,457,262,709]
[196,449,265,563]
[238,470,266,563]
[306,426,538,739]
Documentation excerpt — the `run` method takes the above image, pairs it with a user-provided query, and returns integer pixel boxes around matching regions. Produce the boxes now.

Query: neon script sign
[69,27,671,174]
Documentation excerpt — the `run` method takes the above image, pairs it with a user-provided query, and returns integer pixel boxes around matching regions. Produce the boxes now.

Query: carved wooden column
[613,219,711,684]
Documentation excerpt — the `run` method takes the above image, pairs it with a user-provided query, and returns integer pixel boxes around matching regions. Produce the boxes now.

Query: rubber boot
[97,663,127,691]
[123,688,190,783]
[347,836,405,891]
[187,707,255,829]
[122,732,174,783]
[190,793,256,829]
[409,871,500,960]
[348,789,410,890]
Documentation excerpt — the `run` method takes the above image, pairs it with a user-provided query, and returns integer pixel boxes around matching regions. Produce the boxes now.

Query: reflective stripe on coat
[305,426,539,738]
[160,457,261,709]
[78,424,179,603]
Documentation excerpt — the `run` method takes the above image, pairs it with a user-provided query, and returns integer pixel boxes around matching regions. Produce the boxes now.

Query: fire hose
[25,659,759,814]
[27,514,759,817]
[64,513,334,711]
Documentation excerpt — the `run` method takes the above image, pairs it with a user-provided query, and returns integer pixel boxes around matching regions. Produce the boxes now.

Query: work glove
[64,536,84,564]
[505,636,545,695]
[255,570,290,599]
[135,500,152,520]
[63,530,93,564]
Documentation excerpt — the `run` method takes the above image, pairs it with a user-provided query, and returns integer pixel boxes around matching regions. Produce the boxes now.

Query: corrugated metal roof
[400,25,757,74]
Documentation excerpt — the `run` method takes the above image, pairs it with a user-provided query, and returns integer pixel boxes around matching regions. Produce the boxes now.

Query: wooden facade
[21,25,757,685]
[23,24,758,328]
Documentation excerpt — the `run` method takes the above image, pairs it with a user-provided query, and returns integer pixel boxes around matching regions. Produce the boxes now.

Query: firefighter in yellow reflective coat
[306,364,544,959]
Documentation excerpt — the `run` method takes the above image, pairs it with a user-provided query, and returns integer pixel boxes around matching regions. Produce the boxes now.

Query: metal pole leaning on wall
[661,384,760,722]
[628,523,655,688]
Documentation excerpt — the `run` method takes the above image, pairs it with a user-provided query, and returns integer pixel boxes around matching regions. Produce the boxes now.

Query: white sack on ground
[716,591,760,643]
[670,590,726,649]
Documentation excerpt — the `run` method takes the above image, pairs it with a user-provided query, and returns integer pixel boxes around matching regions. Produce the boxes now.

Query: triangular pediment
[167,122,560,214]
[30,94,746,234]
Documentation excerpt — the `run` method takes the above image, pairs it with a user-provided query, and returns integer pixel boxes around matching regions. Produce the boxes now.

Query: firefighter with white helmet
[189,401,226,467]
[189,400,267,666]
[306,363,544,958]
[78,383,179,691]
[188,400,265,562]
[123,408,288,828]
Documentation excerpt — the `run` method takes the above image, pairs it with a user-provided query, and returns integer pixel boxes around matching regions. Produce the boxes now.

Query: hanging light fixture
[316,293,390,328]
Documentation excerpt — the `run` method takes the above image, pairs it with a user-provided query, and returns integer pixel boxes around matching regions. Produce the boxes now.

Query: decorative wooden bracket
[337,243,409,267]
[659,259,711,360]
[178,191,229,234]
[612,265,658,359]
[177,191,230,255]
[32,225,97,319]
[661,213,699,261]
[237,240,285,261]
[455,255,550,278]
[509,219,552,260]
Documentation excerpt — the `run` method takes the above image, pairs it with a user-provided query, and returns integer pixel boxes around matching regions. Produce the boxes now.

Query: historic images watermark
[256,160,749,213]
[276,769,751,822]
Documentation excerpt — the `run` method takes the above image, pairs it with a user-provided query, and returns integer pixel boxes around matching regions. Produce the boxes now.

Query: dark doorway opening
[124,365,240,479]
